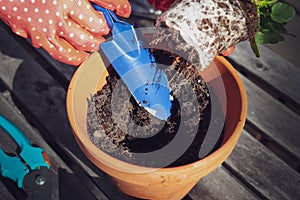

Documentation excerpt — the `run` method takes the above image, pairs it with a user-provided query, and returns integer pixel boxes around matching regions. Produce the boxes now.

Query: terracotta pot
[66,52,247,199]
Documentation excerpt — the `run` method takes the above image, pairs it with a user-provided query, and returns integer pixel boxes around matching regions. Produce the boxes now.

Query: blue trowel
[93,4,172,121]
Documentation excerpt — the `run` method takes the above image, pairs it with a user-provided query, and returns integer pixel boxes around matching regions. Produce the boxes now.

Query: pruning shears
[0,115,52,200]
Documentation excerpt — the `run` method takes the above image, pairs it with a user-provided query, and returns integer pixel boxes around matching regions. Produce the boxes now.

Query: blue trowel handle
[92,4,115,29]
[92,3,141,60]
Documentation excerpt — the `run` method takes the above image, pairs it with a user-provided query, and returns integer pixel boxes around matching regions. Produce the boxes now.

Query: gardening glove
[0,0,131,66]
[148,0,256,70]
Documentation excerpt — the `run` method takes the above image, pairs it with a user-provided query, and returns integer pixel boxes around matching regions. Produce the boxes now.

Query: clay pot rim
[66,54,247,173]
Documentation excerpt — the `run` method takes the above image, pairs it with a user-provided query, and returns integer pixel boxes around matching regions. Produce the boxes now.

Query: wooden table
[0,7,299,200]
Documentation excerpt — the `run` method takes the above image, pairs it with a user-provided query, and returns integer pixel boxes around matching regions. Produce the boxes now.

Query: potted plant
[66,0,295,199]
[67,52,246,199]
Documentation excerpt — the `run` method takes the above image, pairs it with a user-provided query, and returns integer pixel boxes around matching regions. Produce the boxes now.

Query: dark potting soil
[86,51,224,168]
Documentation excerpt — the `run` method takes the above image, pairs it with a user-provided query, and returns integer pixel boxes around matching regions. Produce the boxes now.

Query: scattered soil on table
[87,50,224,168]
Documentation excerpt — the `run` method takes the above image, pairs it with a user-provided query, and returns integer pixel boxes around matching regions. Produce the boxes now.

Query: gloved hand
[0,0,131,65]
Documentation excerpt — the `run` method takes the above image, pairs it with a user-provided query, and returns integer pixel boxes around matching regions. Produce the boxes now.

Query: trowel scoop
[93,4,172,121]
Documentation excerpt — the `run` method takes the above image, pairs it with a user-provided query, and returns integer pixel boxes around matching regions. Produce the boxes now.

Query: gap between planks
[239,72,300,172]
[228,41,300,116]
[224,130,300,200]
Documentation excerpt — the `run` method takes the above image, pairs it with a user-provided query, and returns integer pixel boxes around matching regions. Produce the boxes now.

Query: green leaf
[255,29,284,44]
[269,22,288,34]
[271,2,296,23]
[255,30,269,44]
[251,0,296,56]
[260,16,288,34]
[258,0,278,8]
[258,6,272,17]
[258,15,273,29]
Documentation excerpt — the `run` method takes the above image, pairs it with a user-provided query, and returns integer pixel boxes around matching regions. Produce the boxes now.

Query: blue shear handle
[0,115,49,188]
[0,115,31,147]
[0,149,29,188]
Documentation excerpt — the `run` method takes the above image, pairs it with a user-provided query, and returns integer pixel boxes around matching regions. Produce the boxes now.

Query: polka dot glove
[0,0,131,65]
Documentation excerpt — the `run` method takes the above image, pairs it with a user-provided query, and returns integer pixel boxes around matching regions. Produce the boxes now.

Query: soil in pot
[86,50,225,168]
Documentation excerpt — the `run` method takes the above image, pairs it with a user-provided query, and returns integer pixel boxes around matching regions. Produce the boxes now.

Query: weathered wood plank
[2,10,299,200]
[0,93,103,200]
[264,14,300,68]
[225,130,300,200]
[0,20,133,200]
[0,21,76,83]
[188,166,257,200]
[239,72,300,168]
[284,0,300,14]
[228,42,300,115]
[33,47,76,82]
[0,16,262,200]
[0,93,71,170]
[0,94,56,200]
[0,180,15,200]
